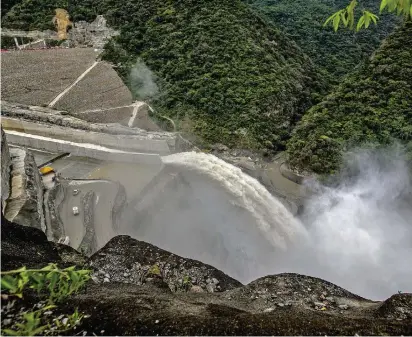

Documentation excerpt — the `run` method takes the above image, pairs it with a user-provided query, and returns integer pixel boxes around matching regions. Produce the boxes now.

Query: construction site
[1,13,303,263]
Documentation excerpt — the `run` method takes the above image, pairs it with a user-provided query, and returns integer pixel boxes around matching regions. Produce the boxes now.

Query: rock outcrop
[1,212,60,270]
[3,146,45,231]
[1,218,411,336]
[68,15,119,49]
[89,235,242,293]
[1,127,11,208]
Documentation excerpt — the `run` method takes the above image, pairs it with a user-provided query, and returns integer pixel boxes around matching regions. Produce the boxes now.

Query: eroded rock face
[4,147,45,231]
[1,127,11,208]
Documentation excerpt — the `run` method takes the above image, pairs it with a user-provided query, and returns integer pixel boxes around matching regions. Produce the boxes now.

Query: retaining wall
[5,130,163,165]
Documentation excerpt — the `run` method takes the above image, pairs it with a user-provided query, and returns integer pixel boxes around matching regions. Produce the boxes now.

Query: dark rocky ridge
[1,216,411,335]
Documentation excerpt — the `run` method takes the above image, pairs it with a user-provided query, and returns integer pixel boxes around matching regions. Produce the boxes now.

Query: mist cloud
[286,145,412,299]
[128,59,159,100]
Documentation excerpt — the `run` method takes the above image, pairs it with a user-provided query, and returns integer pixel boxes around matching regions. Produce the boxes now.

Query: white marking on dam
[48,61,99,107]
[4,130,162,165]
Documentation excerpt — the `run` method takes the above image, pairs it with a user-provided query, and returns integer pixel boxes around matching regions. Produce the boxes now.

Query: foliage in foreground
[324,0,412,31]
[1,264,91,336]
[286,22,412,174]
[246,0,398,87]
[1,263,90,302]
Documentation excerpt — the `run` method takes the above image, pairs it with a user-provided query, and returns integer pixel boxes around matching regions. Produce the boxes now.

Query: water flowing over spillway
[121,149,412,299]
[162,152,308,250]
[122,151,307,283]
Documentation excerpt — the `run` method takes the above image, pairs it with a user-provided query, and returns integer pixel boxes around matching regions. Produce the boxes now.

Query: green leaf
[30,326,48,336]
[364,13,371,28]
[356,15,365,31]
[1,275,18,292]
[370,13,378,24]
[2,329,22,336]
[323,13,337,27]
[380,0,388,12]
[333,14,341,31]
[341,12,349,26]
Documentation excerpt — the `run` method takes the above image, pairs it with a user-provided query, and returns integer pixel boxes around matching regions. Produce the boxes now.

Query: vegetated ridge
[245,0,399,88]
[3,0,324,152]
[286,22,412,174]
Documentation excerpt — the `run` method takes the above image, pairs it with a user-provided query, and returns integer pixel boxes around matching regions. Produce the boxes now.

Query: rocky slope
[1,214,412,336]
[286,22,412,174]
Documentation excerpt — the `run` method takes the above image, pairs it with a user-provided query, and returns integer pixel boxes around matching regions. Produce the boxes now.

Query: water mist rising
[288,147,412,299]
[124,149,411,299]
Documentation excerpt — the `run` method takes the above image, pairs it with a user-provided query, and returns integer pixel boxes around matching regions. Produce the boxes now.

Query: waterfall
[162,152,308,251]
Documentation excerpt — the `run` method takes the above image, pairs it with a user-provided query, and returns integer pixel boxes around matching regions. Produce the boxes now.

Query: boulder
[3,146,45,231]
[88,235,241,292]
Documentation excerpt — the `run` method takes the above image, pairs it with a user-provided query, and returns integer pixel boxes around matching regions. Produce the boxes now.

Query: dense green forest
[245,0,399,87]
[3,0,323,150]
[286,22,412,174]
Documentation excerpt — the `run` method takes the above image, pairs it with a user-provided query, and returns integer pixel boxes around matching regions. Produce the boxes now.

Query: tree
[324,0,411,31]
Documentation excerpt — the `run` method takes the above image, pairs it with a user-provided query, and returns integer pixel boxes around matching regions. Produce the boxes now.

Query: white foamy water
[162,151,308,250]
[159,149,412,299]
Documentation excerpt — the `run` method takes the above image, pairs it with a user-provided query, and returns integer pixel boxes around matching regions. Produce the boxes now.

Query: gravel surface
[54,61,133,114]
[1,48,98,106]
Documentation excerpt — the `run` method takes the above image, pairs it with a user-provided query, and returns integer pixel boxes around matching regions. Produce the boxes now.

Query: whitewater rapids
[162,152,308,250]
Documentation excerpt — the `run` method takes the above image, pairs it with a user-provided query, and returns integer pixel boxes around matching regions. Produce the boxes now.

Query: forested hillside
[286,22,412,174]
[3,0,323,151]
[246,0,399,86]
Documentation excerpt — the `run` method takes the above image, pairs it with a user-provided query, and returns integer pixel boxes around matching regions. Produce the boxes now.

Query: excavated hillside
[286,22,412,174]
[3,0,323,152]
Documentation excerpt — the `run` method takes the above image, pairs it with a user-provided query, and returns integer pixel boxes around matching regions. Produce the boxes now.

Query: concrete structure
[1,16,118,49]
[2,117,173,154]
[1,28,55,39]
[4,130,163,165]
[1,48,99,107]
